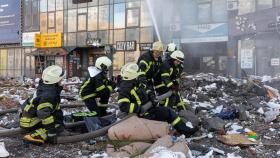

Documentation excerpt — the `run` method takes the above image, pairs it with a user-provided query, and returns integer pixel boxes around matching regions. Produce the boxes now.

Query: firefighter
[20,65,65,144]
[79,56,116,117]
[137,41,163,90]
[117,63,197,137]
[154,50,186,111]
[164,43,177,61]
[164,43,184,78]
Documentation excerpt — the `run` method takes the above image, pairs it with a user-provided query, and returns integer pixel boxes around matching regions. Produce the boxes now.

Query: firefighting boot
[23,134,44,145]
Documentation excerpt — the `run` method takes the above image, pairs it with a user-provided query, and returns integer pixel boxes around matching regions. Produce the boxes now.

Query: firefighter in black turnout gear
[154,50,186,111]
[117,63,197,137]
[20,65,65,144]
[164,43,184,78]
[137,41,163,90]
[79,56,115,117]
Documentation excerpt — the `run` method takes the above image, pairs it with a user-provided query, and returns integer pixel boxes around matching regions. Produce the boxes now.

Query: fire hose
[0,91,173,143]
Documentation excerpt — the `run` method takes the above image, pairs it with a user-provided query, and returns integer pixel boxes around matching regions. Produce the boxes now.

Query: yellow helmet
[170,50,184,62]
[152,41,164,52]
[120,63,139,80]
[42,65,65,84]
[95,56,112,70]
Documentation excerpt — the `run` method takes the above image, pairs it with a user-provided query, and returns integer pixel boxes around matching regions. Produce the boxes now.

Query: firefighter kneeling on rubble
[79,56,116,117]
[117,63,197,137]
[20,65,65,144]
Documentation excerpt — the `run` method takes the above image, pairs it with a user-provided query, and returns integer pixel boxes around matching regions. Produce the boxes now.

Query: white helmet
[167,43,177,52]
[42,65,65,84]
[152,41,164,52]
[170,50,184,62]
[120,63,139,80]
[95,56,112,71]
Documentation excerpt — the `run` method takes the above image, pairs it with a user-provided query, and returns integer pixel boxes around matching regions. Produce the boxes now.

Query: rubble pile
[178,73,280,157]
[1,74,280,157]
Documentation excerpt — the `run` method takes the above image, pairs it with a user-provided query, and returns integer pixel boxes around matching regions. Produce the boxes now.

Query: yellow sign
[34,33,62,48]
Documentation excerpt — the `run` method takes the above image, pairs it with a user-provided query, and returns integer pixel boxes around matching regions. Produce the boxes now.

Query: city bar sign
[34,33,62,48]
[116,41,136,51]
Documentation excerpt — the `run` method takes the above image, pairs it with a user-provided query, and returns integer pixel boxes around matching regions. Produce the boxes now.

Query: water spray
[146,0,161,42]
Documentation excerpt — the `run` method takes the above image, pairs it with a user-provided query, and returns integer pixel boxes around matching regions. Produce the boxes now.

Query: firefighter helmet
[95,56,112,71]
[170,50,184,62]
[152,41,164,52]
[167,43,177,52]
[120,63,139,80]
[42,65,65,84]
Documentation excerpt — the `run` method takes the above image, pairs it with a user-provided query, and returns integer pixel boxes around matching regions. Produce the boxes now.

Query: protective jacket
[154,59,181,90]
[137,51,162,82]
[154,59,186,110]
[20,80,63,140]
[79,72,113,101]
[117,80,149,114]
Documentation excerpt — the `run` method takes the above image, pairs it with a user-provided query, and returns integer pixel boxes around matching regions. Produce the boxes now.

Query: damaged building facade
[145,0,280,77]
[0,0,154,78]
[0,0,280,78]
[148,0,228,74]
[228,0,280,77]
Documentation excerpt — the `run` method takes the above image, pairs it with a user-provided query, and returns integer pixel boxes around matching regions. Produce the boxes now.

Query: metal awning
[26,48,70,56]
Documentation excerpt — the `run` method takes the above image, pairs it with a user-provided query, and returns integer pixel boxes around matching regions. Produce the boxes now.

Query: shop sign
[86,38,101,47]
[22,32,39,47]
[240,49,253,69]
[139,43,152,51]
[116,41,136,51]
[34,33,62,48]
[271,58,280,66]
[0,0,21,44]
[181,23,228,43]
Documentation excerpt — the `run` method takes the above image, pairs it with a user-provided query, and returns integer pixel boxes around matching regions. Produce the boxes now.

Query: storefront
[20,0,155,78]
[180,23,228,74]
[228,3,280,77]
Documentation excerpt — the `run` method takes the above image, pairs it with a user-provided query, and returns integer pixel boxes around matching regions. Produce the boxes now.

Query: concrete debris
[203,117,225,132]
[210,147,225,155]
[197,150,213,158]
[0,142,9,157]
[264,110,279,123]
[179,110,200,127]
[226,152,242,158]
[137,135,190,158]
[2,73,280,157]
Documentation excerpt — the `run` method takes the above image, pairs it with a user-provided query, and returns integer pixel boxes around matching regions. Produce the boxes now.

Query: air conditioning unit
[227,0,238,11]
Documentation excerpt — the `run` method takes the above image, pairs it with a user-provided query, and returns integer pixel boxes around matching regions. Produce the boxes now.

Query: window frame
[197,1,212,24]
[126,7,140,28]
